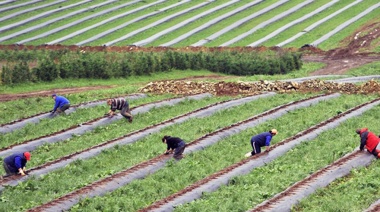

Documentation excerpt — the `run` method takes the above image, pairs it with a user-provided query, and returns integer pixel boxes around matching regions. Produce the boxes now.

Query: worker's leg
[173,141,186,160]
[251,141,261,156]
[121,102,133,122]
[2,162,16,177]
[57,103,70,114]
[370,148,380,158]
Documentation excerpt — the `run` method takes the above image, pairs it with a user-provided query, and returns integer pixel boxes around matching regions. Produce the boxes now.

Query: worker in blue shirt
[51,94,70,114]
[249,129,278,156]
[3,152,31,176]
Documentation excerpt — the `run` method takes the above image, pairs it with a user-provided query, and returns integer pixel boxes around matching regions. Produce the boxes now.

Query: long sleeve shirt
[166,137,184,150]
[251,132,273,147]
[110,98,127,111]
[53,96,70,112]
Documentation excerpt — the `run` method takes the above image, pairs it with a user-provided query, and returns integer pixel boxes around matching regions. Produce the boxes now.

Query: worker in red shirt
[356,128,380,158]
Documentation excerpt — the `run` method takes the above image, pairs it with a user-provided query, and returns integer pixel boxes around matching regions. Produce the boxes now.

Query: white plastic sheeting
[311,2,380,46]
[159,0,264,47]
[220,0,313,47]
[0,0,118,43]
[133,0,238,46]
[277,0,363,47]
[248,0,339,47]
[20,0,143,45]
[192,0,289,46]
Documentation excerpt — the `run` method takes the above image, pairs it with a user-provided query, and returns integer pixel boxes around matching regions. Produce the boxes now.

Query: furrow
[140,97,380,212]
[0,93,211,158]
[0,93,275,190]
[26,93,337,212]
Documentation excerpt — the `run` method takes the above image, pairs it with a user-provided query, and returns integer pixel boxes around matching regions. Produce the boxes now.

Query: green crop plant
[345,61,380,76]
[293,160,380,211]
[5,95,233,175]
[0,94,174,147]
[0,93,310,211]
[174,96,380,212]
[67,94,374,211]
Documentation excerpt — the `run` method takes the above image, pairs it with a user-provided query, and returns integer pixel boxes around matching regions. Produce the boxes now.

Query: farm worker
[356,128,380,158]
[106,98,133,122]
[249,129,278,156]
[3,152,31,176]
[162,135,186,160]
[51,94,70,114]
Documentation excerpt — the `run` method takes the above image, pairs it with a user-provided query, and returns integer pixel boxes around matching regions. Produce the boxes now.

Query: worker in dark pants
[3,152,31,177]
[51,94,70,115]
[107,98,133,122]
[356,128,380,158]
[249,129,278,157]
[162,135,186,160]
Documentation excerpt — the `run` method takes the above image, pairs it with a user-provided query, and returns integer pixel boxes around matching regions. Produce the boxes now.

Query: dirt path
[0,85,115,102]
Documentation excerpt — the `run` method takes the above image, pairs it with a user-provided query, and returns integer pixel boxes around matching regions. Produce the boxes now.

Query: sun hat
[271,129,278,135]
[24,152,31,161]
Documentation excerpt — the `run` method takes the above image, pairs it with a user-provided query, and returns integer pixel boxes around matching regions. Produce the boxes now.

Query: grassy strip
[0,94,174,148]
[0,93,310,211]
[285,0,380,49]
[293,160,380,211]
[0,95,233,175]
[0,70,222,123]
[256,0,358,47]
[68,94,374,211]
[345,61,380,76]
[172,95,377,212]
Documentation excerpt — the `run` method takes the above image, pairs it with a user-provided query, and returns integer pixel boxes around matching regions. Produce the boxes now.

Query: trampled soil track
[0,94,203,154]
[0,93,266,185]
[26,94,332,212]
[0,85,115,102]
[138,98,380,212]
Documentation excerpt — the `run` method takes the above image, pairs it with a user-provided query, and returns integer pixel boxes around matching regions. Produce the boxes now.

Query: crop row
[0,91,378,210]
[63,94,375,211]
[0,92,312,211]
[0,0,379,49]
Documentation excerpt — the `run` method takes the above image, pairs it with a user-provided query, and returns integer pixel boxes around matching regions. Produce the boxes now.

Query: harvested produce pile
[139,79,380,95]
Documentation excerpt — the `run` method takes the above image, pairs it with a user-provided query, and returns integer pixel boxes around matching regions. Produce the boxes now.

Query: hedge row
[0,49,302,84]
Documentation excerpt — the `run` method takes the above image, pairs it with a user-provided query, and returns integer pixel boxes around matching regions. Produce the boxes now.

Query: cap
[24,152,31,161]
[52,93,57,97]
[356,129,361,134]
[271,129,278,135]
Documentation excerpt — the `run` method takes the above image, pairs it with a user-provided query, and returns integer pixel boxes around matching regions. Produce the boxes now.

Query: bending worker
[249,129,278,156]
[107,98,133,122]
[3,152,31,176]
[51,94,70,114]
[356,128,380,158]
[162,135,186,160]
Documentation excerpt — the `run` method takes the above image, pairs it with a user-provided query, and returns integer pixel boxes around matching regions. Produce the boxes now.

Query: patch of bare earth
[0,85,115,102]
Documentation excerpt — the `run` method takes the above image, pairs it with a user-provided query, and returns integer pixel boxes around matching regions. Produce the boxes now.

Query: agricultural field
[1,0,380,212]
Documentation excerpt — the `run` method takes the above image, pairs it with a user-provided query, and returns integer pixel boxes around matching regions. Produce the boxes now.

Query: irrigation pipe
[0,94,146,134]
[0,93,211,159]
[0,93,275,191]
[26,94,338,212]
[220,0,313,47]
[133,0,238,46]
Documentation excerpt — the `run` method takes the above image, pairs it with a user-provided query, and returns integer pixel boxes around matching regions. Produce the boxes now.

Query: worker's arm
[360,132,368,151]
[14,157,25,175]
[264,136,272,151]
